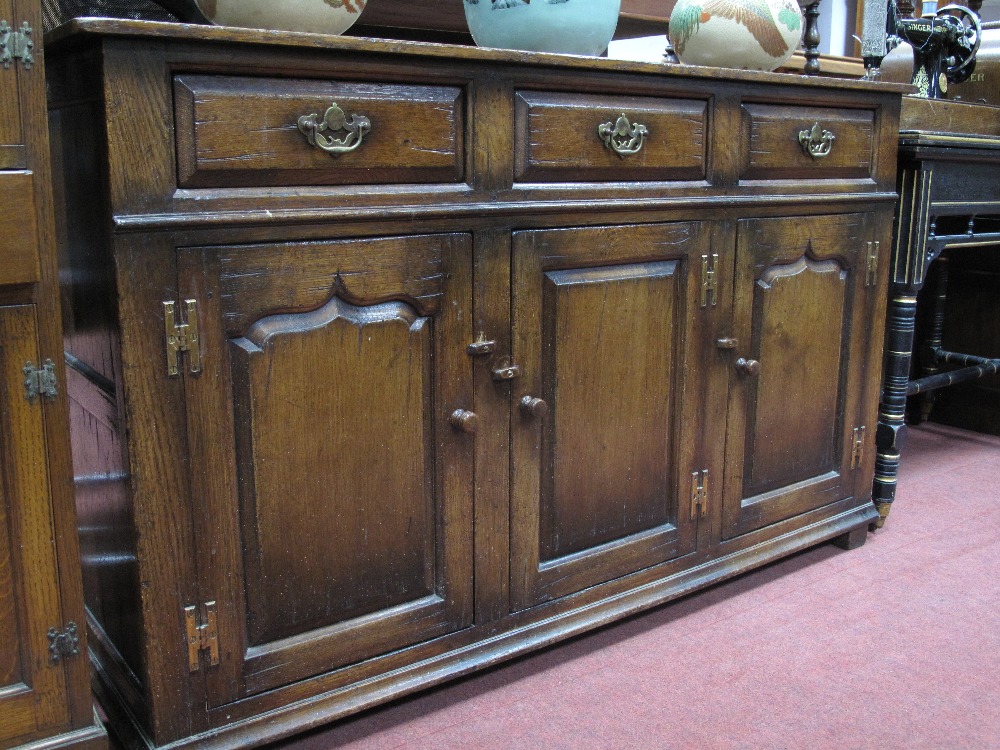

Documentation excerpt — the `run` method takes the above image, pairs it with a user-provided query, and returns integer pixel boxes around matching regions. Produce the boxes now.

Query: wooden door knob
[492,363,522,381]
[735,358,760,376]
[520,395,549,418]
[449,409,478,434]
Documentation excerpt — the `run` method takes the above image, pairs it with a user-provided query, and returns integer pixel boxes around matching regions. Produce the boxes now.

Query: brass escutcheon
[598,113,649,158]
[298,103,371,156]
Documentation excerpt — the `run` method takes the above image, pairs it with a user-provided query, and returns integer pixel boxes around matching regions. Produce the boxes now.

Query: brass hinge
[690,469,709,518]
[851,426,867,469]
[184,601,219,672]
[865,241,880,287]
[701,253,718,307]
[48,622,80,663]
[0,20,34,71]
[23,359,58,403]
[163,300,202,377]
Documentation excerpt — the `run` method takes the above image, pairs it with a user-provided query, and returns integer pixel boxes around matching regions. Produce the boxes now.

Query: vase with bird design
[667,0,802,71]
[463,0,621,56]
[165,0,367,35]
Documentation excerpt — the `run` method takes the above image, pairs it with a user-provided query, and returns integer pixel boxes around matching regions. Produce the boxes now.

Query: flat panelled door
[722,213,875,539]
[0,306,71,745]
[177,234,475,706]
[510,223,712,610]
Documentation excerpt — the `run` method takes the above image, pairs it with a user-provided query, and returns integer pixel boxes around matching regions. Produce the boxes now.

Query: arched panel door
[722,213,877,540]
[177,234,474,707]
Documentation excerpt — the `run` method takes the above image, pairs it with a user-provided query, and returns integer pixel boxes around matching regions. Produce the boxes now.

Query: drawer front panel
[0,172,40,285]
[174,75,464,188]
[515,91,708,183]
[740,103,875,181]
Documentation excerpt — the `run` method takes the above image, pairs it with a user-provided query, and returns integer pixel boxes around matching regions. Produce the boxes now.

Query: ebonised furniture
[873,97,1000,525]
[46,19,904,748]
[0,0,107,747]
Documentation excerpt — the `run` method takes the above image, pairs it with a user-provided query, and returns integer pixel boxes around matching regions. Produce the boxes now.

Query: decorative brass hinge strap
[0,20,34,71]
[23,359,58,403]
[690,469,709,518]
[48,622,80,663]
[851,426,866,469]
[701,253,718,308]
[866,241,880,288]
[184,601,219,672]
[163,300,201,377]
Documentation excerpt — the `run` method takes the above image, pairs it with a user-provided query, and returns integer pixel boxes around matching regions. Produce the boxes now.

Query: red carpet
[265,423,1000,749]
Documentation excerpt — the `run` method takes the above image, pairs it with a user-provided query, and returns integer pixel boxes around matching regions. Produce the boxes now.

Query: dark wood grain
[176,232,474,707]
[174,76,464,188]
[510,223,706,609]
[0,306,71,744]
[0,0,20,151]
[740,103,875,181]
[722,213,875,539]
[514,91,707,183]
[0,172,40,284]
[44,20,898,749]
[1,0,107,746]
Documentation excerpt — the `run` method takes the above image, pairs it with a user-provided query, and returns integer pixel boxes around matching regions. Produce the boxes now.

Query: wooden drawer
[0,172,40,285]
[174,76,464,188]
[514,91,708,183]
[739,103,876,182]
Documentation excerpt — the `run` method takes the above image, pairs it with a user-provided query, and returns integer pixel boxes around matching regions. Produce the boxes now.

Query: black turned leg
[873,290,919,528]
[913,256,950,423]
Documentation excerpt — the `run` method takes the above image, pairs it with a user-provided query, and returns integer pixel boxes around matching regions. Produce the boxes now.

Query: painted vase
[157,0,368,35]
[667,0,803,71]
[463,0,622,57]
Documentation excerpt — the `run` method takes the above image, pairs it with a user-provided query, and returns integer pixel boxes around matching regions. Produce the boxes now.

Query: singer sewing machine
[862,1,981,97]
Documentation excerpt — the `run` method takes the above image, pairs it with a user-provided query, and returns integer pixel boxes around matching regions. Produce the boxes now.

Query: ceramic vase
[667,0,803,71]
[157,0,368,35]
[463,0,621,57]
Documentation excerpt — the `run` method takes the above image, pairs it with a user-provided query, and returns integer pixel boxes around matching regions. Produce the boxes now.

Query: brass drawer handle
[598,113,648,159]
[297,103,371,156]
[798,123,835,159]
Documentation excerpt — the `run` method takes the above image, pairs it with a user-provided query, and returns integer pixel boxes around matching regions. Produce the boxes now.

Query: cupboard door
[510,224,711,610]
[177,234,474,706]
[722,214,875,539]
[0,306,71,745]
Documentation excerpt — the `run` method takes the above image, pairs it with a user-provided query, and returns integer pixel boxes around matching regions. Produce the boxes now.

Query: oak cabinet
[0,0,106,747]
[45,20,903,749]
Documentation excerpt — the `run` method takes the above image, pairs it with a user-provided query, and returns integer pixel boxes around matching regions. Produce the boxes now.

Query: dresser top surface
[48,17,911,97]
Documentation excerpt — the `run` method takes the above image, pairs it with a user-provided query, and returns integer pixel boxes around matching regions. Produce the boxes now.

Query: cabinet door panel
[511,224,709,610]
[0,0,23,166]
[0,305,70,744]
[723,214,873,539]
[540,262,679,558]
[179,234,473,706]
[232,299,437,645]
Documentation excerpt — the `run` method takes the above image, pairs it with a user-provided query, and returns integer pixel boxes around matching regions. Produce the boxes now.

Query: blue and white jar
[463,0,621,56]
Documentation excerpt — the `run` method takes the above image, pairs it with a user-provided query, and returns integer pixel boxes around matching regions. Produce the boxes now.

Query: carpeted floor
[268,422,1000,749]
